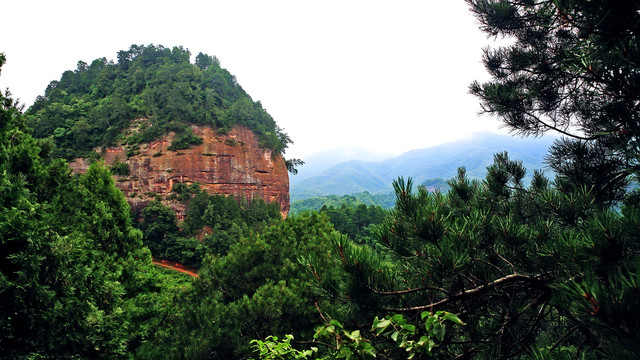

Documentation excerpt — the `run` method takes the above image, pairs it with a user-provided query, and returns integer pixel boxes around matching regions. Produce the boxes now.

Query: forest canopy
[25,44,292,159]
[3,1,640,358]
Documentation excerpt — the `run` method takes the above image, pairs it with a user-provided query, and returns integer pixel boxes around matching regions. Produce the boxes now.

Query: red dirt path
[152,257,199,277]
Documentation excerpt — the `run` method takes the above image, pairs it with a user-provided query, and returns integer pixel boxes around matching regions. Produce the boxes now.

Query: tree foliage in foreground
[297,153,640,359]
[0,53,187,358]
[468,0,640,204]
[136,212,339,359]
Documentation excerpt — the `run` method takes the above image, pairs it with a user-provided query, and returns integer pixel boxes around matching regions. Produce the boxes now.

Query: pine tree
[467,0,640,204]
[304,154,640,359]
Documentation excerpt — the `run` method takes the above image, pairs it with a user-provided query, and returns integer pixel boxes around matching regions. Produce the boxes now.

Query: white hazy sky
[1,0,504,160]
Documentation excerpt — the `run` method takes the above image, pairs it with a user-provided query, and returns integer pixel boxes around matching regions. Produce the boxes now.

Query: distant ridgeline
[25,44,291,159]
[290,178,449,213]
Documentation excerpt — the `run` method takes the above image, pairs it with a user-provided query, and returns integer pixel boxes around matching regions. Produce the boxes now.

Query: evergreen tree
[0,54,167,358]
[25,44,297,162]
[304,154,640,359]
[468,0,640,204]
[139,213,340,359]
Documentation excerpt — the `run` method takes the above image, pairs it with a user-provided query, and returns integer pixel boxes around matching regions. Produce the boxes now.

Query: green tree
[468,0,640,204]
[304,154,640,359]
[139,212,339,359]
[319,203,387,243]
[0,56,168,358]
[195,52,219,70]
[26,44,295,158]
[139,200,180,252]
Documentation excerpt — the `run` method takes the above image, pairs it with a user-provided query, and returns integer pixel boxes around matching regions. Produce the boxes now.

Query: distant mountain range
[291,146,396,184]
[290,132,557,201]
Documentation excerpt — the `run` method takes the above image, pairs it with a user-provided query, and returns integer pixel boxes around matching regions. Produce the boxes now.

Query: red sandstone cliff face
[69,124,290,218]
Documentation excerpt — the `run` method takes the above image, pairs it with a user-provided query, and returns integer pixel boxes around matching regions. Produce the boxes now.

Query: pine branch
[495,251,517,273]
[520,108,597,141]
[516,304,551,346]
[549,325,579,352]
[597,170,630,201]
[384,273,549,313]
[370,285,451,297]
[472,257,505,274]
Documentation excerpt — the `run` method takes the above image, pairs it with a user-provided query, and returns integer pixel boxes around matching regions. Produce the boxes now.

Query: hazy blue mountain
[290,132,557,201]
[290,146,395,186]
[291,161,390,200]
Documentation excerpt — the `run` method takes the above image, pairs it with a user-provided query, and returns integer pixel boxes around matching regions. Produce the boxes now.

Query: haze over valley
[290,132,557,201]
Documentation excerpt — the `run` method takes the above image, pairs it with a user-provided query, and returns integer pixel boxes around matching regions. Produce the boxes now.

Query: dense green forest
[290,179,448,212]
[0,63,339,358]
[140,184,282,268]
[318,204,387,244]
[2,1,640,359]
[290,192,396,213]
[24,44,293,160]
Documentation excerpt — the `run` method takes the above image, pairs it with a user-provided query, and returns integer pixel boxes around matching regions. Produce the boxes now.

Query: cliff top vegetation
[25,44,292,160]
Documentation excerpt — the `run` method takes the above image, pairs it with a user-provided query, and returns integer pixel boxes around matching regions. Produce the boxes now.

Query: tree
[195,52,219,70]
[285,158,305,175]
[26,44,295,158]
[139,212,340,359]
[0,55,167,358]
[467,0,640,203]
[304,154,640,359]
[139,200,180,251]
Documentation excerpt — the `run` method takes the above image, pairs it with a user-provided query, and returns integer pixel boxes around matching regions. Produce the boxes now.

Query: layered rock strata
[70,125,290,218]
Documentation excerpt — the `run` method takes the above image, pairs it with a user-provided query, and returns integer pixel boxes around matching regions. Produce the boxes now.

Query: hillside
[24,44,293,215]
[290,146,395,185]
[291,132,556,200]
[69,124,290,217]
[25,44,293,160]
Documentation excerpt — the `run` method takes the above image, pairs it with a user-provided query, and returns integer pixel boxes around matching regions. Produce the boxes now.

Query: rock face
[70,125,290,218]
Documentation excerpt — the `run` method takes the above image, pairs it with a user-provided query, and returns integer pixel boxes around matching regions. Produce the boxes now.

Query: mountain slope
[290,146,394,186]
[25,44,291,159]
[291,132,556,200]
[25,44,292,215]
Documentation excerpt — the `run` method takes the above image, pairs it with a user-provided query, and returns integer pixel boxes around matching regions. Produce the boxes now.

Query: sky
[1,0,505,160]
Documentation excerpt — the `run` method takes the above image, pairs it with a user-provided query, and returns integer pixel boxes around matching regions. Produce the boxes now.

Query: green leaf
[424,315,436,331]
[401,323,416,334]
[427,339,436,352]
[441,312,465,325]
[373,318,391,331]
[433,323,446,342]
[330,319,344,329]
[347,330,362,341]
[417,336,428,347]
[390,331,400,342]
[337,346,353,359]
[362,343,377,358]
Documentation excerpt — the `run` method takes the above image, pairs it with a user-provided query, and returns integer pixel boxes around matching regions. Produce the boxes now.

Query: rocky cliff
[70,124,290,218]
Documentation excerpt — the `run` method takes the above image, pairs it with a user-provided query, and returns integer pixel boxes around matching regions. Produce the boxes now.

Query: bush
[110,161,130,176]
[168,131,203,151]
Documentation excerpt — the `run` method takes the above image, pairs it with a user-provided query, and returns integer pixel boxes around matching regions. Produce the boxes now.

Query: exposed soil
[152,257,199,277]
